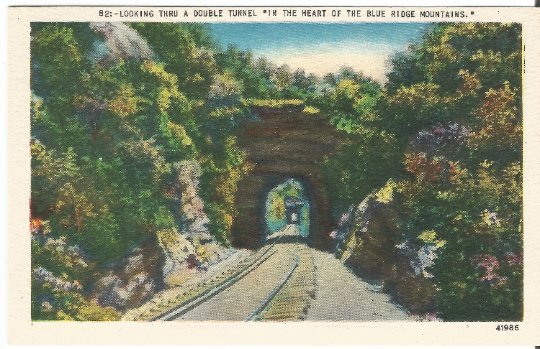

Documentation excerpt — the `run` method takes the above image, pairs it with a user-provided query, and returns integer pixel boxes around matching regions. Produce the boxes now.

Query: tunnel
[231,106,343,250]
[265,178,310,238]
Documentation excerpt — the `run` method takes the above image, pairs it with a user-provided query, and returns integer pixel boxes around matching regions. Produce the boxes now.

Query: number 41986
[495,324,519,331]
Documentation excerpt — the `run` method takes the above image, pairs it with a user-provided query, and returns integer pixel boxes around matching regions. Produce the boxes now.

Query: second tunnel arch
[231,105,344,250]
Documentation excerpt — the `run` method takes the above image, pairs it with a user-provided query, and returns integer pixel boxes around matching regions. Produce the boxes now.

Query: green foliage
[130,23,218,99]
[31,220,120,321]
[314,69,382,133]
[383,23,523,320]
[315,23,522,320]
[30,23,251,320]
[31,24,86,97]
[198,136,250,244]
[215,46,274,99]
[305,68,392,214]
[242,98,304,108]
[381,23,521,142]
[204,203,233,246]
[396,159,522,320]
[323,129,400,213]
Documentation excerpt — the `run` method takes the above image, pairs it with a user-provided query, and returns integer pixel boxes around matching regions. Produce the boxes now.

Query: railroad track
[123,241,279,321]
[249,243,316,321]
[125,238,317,322]
[153,244,278,321]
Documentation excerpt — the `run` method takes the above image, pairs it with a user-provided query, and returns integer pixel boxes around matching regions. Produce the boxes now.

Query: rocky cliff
[330,180,437,315]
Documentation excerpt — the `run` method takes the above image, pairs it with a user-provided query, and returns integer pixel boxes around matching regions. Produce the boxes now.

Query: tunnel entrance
[264,179,310,239]
[230,105,344,250]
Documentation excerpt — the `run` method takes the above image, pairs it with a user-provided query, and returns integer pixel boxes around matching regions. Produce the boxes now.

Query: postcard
[6,5,540,345]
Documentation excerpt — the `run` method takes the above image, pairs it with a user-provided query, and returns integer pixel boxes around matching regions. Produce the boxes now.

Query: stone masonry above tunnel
[231,106,343,250]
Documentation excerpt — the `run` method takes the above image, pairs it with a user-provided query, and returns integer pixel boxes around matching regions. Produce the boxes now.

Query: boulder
[330,180,436,314]
[174,160,212,241]
[156,228,198,287]
[93,273,126,308]
[88,22,154,65]
[92,239,164,310]
[333,181,399,281]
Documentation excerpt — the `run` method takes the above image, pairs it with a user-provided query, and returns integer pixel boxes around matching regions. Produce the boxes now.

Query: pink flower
[505,252,523,267]
[434,126,446,135]
[480,272,497,282]
[474,254,499,272]
[473,254,507,287]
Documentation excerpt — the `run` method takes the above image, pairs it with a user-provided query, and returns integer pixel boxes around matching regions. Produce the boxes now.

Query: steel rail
[245,255,300,321]
[152,241,279,321]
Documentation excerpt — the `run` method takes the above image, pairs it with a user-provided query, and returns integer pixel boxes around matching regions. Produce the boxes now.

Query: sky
[210,23,428,83]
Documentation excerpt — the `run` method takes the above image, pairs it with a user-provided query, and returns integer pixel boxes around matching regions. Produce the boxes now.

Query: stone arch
[231,106,342,250]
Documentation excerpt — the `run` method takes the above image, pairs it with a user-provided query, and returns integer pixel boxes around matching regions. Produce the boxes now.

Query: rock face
[92,239,164,310]
[332,182,399,282]
[174,161,212,242]
[330,181,437,314]
[88,22,154,65]
[92,160,235,307]
[156,160,230,287]
[156,229,233,288]
[156,228,196,286]
[93,160,233,306]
